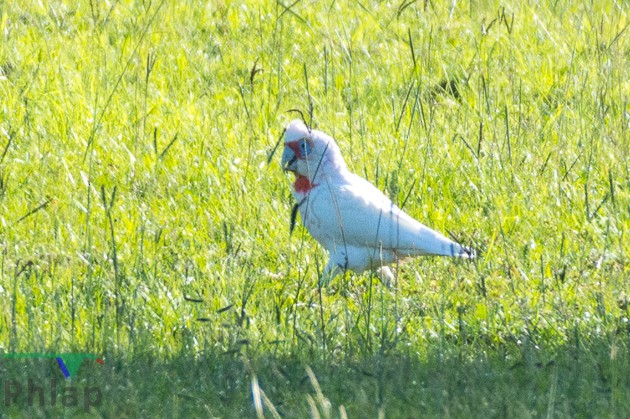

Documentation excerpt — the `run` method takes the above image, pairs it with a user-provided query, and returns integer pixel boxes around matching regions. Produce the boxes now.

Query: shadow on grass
[1,333,629,417]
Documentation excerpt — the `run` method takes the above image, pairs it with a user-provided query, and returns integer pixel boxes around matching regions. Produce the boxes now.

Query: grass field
[0,0,629,417]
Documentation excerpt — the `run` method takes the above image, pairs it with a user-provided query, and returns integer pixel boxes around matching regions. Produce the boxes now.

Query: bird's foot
[318,263,343,288]
[318,271,335,288]
[376,266,395,287]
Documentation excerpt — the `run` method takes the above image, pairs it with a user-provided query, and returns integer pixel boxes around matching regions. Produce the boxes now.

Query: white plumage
[281,119,473,284]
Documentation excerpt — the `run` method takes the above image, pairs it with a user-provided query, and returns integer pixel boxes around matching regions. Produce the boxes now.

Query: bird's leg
[319,262,343,287]
[376,266,395,287]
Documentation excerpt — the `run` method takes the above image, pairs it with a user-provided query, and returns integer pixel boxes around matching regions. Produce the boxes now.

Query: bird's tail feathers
[451,242,475,258]
[443,228,476,258]
[397,225,475,259]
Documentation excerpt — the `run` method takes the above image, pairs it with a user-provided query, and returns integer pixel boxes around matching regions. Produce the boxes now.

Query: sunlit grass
[0,0,628,416]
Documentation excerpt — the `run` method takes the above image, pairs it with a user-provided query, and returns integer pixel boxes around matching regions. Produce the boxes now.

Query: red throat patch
[294,175,317,194]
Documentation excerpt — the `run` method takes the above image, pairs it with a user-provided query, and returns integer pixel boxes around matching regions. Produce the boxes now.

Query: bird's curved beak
[281,146,298,172]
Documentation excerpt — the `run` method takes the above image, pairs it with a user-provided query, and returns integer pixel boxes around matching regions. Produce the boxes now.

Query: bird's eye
[299,139,312,156]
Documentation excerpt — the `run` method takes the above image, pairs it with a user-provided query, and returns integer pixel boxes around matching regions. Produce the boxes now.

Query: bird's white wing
[316,173,470,257]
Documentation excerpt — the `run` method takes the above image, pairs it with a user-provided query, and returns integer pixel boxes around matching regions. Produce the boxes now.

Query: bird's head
[281,119,347,185]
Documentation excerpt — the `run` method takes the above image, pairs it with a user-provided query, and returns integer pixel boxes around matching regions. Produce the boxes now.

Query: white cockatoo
[281,119,473,285]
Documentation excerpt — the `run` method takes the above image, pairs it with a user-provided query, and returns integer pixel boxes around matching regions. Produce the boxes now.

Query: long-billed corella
[280,119,474,285]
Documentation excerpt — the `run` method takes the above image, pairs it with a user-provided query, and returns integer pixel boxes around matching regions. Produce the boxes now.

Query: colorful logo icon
[2,353,104,380]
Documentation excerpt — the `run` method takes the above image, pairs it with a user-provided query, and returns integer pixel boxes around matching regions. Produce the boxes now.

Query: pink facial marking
[285,141,303,159]
[285,139,312,160]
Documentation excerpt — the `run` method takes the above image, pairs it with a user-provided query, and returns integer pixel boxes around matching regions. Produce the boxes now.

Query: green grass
[0,0,629,416]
